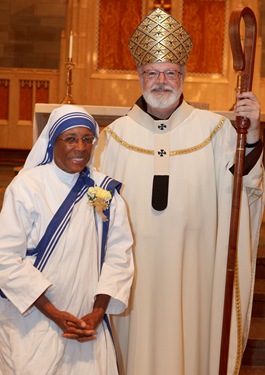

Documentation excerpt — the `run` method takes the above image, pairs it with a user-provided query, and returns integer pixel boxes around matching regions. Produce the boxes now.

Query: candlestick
[69,31,73,60]
[61,59,76,104]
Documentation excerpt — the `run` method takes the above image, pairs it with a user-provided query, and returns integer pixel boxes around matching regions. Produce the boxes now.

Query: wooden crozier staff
[219,7,257,375]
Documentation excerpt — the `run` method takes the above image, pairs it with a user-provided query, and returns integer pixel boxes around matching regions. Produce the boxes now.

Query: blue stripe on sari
[100,177,122,271]
[99,176,122,375]
[33,168,94,271]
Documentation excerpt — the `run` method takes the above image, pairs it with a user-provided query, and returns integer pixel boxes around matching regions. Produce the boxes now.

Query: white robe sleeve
[0,182,52,314]
[95,190,134,315]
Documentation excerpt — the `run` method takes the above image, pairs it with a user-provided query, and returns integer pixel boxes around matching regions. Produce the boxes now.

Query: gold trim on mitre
[128,8,193,67]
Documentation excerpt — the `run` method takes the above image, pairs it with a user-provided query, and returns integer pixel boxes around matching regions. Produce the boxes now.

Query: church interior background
[0,0,264,151]
[1,3,265,374]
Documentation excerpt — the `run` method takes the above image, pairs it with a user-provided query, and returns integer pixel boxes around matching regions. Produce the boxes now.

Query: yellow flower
[87,186,112,221]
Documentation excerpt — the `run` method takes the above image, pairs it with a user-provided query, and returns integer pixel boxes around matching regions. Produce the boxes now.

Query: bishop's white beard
[143,83,182,109]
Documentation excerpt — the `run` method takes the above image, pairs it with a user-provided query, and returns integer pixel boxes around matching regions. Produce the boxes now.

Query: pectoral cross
[153,0,171,12]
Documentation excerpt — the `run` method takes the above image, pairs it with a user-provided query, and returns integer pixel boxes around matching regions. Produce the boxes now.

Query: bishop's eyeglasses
[140,69,183,81]
[57,135,96,146]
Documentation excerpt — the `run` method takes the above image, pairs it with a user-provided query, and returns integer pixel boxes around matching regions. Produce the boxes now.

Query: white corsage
[87,186,112,222]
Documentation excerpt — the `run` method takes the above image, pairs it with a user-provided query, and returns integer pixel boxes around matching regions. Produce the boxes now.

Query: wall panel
[97,0,142,71]
[183,0,226,74]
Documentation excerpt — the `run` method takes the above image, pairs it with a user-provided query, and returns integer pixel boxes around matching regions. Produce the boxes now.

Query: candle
[69,31,73,60]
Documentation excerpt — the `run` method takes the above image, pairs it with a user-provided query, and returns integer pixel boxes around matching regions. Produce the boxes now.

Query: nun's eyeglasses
[57,136,96,146]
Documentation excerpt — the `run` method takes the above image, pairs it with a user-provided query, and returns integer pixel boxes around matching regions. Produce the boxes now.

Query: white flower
[87,186,112,221]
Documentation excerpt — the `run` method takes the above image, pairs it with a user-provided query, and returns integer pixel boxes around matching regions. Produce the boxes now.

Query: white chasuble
[95,100,264,375]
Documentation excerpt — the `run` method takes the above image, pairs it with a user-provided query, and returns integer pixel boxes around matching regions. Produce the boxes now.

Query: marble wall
[0,0,67,69]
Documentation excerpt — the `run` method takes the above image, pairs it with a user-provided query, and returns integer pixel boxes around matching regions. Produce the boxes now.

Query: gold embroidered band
[104,117,226,156]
